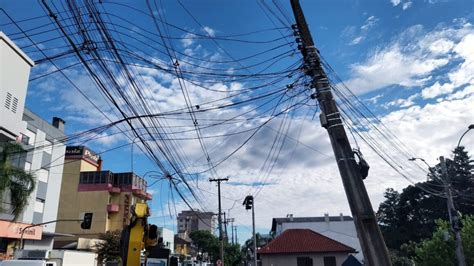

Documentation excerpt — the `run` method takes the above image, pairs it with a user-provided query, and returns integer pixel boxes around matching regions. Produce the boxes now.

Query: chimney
[340,213,344,221]
[97,158,103,171]
[52,117,65,132]
[324,213,329,223]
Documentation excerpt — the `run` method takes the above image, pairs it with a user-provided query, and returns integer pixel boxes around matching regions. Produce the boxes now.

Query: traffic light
[81,213,93,229]
[243,195,253,210]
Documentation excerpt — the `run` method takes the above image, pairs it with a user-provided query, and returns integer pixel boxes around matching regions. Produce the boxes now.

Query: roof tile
[259,229,355,254]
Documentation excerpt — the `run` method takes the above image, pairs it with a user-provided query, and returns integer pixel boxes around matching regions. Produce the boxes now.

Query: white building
[159,227,175,252]
[177,210,216,239]
[270,214,363,262]
[0,32,66,259]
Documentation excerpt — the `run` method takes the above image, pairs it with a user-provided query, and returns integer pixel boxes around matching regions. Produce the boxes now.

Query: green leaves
[0,142,36,220]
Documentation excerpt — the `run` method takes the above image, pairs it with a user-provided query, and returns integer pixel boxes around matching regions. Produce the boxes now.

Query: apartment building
[176,210,216,239]
[0,32,67,259]
[55,146,152,247]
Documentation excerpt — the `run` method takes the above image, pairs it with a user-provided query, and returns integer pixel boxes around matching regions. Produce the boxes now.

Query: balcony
[107,203,119,213]
[108,186,121,194]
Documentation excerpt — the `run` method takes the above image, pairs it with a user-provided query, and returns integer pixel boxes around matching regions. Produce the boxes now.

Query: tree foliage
[95,230,121,263]
[414,216,474,265]
[377,146,474,251]
[189,230,242,265]
[0,142,36,220]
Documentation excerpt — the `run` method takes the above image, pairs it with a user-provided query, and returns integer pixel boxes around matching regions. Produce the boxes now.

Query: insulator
[291,24,298,30]
[297,44,303,50]
[293,31,299,36]
[295,38,302,43]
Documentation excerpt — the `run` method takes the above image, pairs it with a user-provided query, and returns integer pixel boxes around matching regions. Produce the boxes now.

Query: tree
[95,230,121,264]
[0,142,36,220]
[377,146,474,251]
[414,216,474,265]
[189,230,242,265]
[224,243,242,266]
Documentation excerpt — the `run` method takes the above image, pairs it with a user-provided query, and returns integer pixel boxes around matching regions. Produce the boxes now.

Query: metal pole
[231,220,235,244]
[289,1,391,265]
[20,219,83,249]
[440,156,466,266]
[252,198,257,266]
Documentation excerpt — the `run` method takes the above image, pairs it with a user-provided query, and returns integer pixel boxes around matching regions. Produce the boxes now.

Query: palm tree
[0,142,36,220]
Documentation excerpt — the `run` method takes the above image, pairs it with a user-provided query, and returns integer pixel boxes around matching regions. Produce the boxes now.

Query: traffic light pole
[209,177,229,265]
[20,219,83,249]
[289,1,391,265]
[252,198,257,266]
[440,156,466,266]
[243,195,257,266]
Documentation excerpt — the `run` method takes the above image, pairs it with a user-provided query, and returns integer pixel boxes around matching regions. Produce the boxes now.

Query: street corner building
[54,145,153,248]
[1,32,67,259]
[258,229,358,266]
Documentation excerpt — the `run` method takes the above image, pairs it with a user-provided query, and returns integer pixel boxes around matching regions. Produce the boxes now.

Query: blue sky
[1,0,473,245]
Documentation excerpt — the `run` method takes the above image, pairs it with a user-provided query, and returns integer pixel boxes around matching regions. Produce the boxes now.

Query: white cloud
[346,16,379,46]
[402,1,413,10]
[390,0,401,6]
[390,0,412,10]
[203,26,216,37]
[181,32,196,48]
[421,82,454,99]
[350,36,364,45]
[344,22,473,95]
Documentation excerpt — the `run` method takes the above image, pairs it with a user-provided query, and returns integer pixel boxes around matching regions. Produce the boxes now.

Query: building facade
[177,210,215,239]
[1,32,67,259]
[271,214,363,262]
[55,146,152,246]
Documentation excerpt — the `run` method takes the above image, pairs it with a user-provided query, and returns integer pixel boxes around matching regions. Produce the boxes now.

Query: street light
[457,124,474,148]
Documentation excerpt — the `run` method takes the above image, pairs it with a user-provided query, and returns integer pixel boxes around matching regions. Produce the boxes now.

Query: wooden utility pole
[209,177,229,265]
[440,156,466,266]
[289,1,391,265]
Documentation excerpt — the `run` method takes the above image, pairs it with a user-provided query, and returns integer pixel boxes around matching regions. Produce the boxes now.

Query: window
[297,257,313,266]
[20,134,30,145]
[323,256,336,266]
[44,140,53,154]
[24,162,31,172]
[34,198,45,213]
[37,169,49,182]
[23,129,36,145]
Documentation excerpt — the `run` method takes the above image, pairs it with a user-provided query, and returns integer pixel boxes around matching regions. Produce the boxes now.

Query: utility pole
[243,195,257,266]
[209,177,229,265]
[234,226,238,244]
[289,1,391,265]
[440,156,466,266]
[223,212,228,242]
[227,218,235,244]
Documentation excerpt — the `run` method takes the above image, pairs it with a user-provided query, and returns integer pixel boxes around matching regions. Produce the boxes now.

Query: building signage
[66,146,100,164]
[0,221,42,240]
[123,194,130,226]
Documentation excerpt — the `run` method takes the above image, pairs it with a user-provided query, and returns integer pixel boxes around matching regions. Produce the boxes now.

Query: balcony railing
[107,203,119,213]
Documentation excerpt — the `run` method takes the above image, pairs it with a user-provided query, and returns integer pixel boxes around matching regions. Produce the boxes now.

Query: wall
[261,252,349,266]
[56,159,103,240]
[0,32,34,142]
